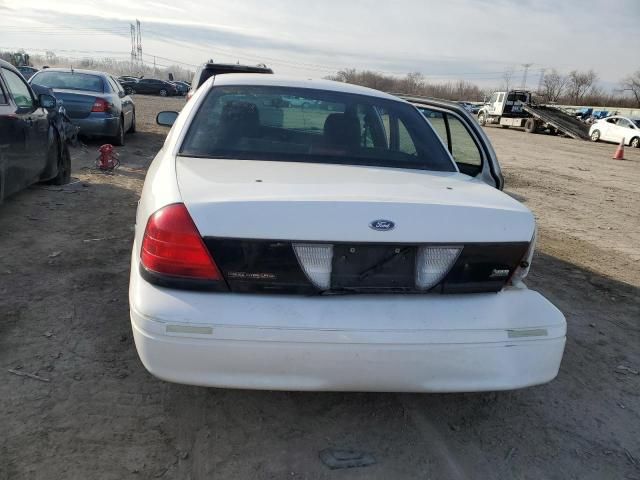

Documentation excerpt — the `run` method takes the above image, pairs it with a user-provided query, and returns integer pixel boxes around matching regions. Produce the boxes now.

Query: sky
[1,0,638,89]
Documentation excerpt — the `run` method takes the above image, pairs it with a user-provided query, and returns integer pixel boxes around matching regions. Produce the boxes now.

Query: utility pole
[521,63,533,89]
[136,19,142,71]
[130,23,136,73]
[153,56,157,76]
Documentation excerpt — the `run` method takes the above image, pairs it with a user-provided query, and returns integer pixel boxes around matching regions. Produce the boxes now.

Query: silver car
[29,68,135,146]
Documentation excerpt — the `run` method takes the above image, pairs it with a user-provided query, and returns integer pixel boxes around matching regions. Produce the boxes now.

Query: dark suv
[187,62,273,100]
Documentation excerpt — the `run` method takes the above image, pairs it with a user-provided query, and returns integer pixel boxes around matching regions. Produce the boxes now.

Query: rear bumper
[73,115,119,137]
[129,265,566,392]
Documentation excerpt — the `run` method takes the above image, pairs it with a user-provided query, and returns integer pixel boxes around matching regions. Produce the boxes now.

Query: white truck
[477,90,590,140]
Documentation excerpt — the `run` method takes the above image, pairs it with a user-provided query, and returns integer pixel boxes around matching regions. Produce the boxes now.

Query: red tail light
[91,98,110,113]
[141,203,222,280]
[186,91,193,101]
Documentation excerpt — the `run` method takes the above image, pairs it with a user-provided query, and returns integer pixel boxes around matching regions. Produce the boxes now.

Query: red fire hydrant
[96,144,120,171]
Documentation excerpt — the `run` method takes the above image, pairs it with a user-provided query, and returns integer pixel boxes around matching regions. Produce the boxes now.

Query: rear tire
[500,125,510,129]
[477,113,486,126]
[112,118,125,146]
[159,89,168,97]
[631,137,640,148]
[46,136,71,186]
[590,130,600,142]
[129,110,136,133]
[524,118,537,134]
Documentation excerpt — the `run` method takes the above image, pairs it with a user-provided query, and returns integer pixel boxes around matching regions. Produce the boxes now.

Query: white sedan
[129,74,566,392]
[589,115,640,148]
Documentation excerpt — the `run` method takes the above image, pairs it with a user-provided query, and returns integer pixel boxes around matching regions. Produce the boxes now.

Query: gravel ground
[1,95,638,480]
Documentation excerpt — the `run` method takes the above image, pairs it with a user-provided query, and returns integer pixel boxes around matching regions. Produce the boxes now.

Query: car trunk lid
[50,89,102,119]
[176,157,534,243]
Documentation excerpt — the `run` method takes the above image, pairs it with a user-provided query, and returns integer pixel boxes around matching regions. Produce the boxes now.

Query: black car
[0,59,71,202]
[187,62,273,99]
[172,81,190,96]
[118,77,140,95]
[133,78,178,97]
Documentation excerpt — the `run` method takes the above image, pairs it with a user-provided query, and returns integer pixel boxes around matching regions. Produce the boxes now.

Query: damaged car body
[0,59,74,202]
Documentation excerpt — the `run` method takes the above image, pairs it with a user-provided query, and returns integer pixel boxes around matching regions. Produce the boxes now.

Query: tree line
[0,50,194,82]
[540,69,640,107]
[4,48,639,108]
[327,68,640,108]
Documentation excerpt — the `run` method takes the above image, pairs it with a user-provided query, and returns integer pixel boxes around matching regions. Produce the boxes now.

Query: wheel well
[42,126,62,180]
[49,126,62,157]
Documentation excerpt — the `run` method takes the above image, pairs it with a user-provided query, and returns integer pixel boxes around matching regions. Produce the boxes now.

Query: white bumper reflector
[415,247,461,290]
[293,243,334,290]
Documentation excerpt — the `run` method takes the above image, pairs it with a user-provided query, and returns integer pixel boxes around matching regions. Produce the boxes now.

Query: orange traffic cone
[612,138,625,160]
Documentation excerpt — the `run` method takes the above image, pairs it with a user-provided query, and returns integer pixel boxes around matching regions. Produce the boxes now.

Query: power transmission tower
[536,68,546,94]
[130,23,136,73]
[136,19,143,71]
[521,63,533,89]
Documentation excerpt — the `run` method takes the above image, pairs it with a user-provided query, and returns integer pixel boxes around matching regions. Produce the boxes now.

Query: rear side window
[418,106,483,177]
[0,81,7,104]
[2,68,33,109]
[31,71,104,93]
[616,118,631,128]
[107,76,123,94]
[181,86,455,172]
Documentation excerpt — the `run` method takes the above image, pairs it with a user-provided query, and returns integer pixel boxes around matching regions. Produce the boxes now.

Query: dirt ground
[1,96,639,480]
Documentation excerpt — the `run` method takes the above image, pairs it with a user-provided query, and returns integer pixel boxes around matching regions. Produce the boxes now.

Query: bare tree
[566,69,598,104]
[540,69,567,102]
[397,72,425,95]
[622,69,640,106]
[326,69,484,101]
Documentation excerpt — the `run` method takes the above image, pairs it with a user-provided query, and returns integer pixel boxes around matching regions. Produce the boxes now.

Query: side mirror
[39,93,56,109]
[156,111,179,127]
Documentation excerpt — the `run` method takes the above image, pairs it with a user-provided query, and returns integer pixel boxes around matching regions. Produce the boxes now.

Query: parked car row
[2,55,569,393]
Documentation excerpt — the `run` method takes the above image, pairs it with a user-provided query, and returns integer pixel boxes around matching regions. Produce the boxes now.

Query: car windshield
[633,119,640,128]
[31,71,104,92]
[180,85,455,172]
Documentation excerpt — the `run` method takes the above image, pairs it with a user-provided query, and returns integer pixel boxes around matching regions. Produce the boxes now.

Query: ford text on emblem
[369,219,395,231]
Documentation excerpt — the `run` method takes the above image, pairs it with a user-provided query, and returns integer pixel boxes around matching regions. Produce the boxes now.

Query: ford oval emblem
[369,219,395,231]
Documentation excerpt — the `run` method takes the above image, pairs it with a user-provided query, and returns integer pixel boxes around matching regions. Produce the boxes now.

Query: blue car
[29,68,135,146]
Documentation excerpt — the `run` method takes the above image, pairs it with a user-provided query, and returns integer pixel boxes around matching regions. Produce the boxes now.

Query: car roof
[0,58,21,75]
[202,62,272,71]
[210,74,398,100]
[32,67,108,77]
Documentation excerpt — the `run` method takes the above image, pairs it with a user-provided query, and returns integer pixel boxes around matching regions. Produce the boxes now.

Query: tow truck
[477,90,590,140]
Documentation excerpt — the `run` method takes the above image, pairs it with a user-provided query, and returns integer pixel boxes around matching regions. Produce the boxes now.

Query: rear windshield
[31,71,104,93]
[180,86,455,172]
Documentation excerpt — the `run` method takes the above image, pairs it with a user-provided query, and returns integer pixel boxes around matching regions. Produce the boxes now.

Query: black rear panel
[207,239,316,294]
[332,245,416,292]
[203,238,529,295]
